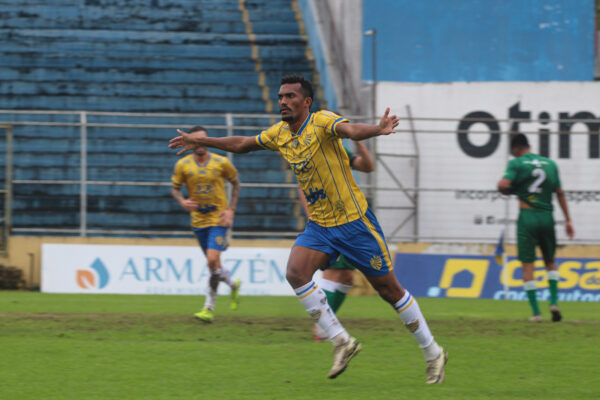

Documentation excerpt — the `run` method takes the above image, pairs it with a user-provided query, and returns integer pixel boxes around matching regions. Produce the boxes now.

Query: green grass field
[1,292,599,400]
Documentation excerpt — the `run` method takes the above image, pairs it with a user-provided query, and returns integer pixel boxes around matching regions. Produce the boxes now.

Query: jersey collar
[194,153,211,167]
[291,112,312,137]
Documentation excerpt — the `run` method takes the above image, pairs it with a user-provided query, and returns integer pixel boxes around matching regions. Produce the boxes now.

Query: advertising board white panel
[42,244,300,295]
[375,81,600,242]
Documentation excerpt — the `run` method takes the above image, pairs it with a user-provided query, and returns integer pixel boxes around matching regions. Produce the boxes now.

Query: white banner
[375,81,600,242]
[41,244,303,295]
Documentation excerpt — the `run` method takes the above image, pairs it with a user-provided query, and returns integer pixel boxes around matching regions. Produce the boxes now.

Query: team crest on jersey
[335,200,345,212]
[370,255,383,270]
[309,309,322,321]
[216,236,224,245]
[303,133,312,146]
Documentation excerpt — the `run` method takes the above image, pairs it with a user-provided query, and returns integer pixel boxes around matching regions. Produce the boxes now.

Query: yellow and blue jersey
[255,110,368,227]
[171,153,238,228]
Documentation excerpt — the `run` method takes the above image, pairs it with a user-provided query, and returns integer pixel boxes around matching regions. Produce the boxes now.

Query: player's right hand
[169,129,197,155]
[180,199,199,212]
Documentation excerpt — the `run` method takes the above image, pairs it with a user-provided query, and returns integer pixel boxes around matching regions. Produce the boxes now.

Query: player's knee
[206,257,220,270]
[286,264,308,287]
[373,281,404,304]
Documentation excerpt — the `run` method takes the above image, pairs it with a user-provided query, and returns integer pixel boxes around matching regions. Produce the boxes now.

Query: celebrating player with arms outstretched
[169,76,447,383]
[497,133,574,322]
[171,126,241,323]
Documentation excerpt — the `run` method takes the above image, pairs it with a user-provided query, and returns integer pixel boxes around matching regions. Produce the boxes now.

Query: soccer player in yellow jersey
[169,76,447,383]
[171,126,242,323]
[297,140,374,341]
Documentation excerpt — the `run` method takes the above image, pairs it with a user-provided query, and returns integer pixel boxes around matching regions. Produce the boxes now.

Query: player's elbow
[363,163,375,173]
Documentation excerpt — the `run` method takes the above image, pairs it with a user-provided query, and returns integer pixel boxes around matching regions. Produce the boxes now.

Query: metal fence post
[80,112,87,237]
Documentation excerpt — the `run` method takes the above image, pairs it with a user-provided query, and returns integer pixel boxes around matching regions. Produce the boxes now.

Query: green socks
[323,289,347,313]
[547,270,560,306]
[524,280,541,316]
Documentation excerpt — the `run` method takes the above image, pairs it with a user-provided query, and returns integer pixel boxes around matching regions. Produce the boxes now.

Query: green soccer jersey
[503,153,561,211]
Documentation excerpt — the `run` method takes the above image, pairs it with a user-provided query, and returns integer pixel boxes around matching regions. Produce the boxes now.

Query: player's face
[191,130,208,156]
[278,83,311,123]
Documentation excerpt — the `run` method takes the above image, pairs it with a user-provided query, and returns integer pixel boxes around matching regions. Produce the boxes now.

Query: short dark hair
[510,133,530,149]
[187,126,207,134]
[281,75,313,100]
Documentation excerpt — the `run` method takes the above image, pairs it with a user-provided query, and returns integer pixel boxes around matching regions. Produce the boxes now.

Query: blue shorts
[192,226,228,252]
[294,208,392,277]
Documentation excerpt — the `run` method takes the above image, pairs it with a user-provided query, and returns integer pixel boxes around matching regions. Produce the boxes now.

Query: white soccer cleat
[528,315,543,323]
[425,347,448,384]
[327,337,361,379]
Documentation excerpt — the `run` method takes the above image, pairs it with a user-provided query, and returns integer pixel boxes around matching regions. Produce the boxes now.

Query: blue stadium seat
[0,0,324,235]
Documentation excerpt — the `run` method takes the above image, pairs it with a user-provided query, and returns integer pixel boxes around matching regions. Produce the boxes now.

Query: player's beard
[280,107,294,123]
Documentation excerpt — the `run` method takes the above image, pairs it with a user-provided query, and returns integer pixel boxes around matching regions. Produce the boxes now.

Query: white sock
[216,268,235,288]
[294,281,349,344]
[203,271,219,310]
[334,281,352,294]
[395,290,441,361]
[320,278,337,293]
[320,278,352,294]
[547,270,559,281]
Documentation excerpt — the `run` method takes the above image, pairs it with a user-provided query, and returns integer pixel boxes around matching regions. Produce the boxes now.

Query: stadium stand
[0,0,325,236]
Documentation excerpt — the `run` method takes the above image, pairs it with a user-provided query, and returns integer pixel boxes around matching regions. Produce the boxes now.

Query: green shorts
[517,208,556,263]
[321,254,356,271]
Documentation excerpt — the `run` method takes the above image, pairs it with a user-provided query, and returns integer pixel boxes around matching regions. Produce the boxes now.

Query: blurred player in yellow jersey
[171,126,242,323]
[169,76,447,383]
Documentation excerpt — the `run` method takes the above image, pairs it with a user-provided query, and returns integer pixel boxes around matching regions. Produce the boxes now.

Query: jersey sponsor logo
[76,258,110,289]
[291,159,314,176]
[195,184,213,194]
[197,204,217,214]
[304,188,326,204]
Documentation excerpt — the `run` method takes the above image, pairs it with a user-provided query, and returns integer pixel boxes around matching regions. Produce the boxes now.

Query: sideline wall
[3,235,599,290]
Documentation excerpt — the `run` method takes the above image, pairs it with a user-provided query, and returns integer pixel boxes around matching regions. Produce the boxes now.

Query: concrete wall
[362,0,596,82]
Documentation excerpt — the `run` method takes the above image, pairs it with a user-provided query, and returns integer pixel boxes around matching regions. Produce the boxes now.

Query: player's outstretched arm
[336,107,399,140]
[169,130,262,155]
[556,188,575,239]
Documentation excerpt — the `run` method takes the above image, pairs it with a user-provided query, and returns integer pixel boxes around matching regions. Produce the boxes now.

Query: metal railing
[0,110,598,244]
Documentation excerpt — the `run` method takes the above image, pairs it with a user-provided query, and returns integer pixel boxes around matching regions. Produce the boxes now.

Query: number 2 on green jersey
[528,168,546,193]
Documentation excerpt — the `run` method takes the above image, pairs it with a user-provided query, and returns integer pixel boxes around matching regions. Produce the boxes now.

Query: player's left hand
[219,208,235,227]
[378,107,400,135]
[169,129,199,155]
